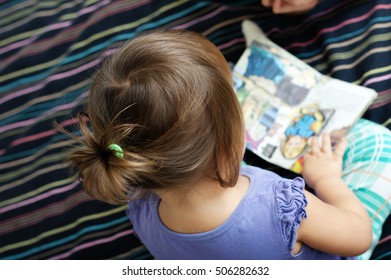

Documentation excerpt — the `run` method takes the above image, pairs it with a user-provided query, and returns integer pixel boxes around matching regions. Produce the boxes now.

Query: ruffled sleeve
[275,177,308,251]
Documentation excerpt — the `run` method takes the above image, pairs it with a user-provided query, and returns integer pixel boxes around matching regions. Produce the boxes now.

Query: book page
[233,34,377,173]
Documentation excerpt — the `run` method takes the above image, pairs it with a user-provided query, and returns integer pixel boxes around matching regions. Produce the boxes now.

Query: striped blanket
[1,0,390,259]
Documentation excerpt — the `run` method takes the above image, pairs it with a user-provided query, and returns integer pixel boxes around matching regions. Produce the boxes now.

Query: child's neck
[155,175,250,234]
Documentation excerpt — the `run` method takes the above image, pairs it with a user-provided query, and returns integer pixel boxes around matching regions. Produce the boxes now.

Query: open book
[233,32,377,174]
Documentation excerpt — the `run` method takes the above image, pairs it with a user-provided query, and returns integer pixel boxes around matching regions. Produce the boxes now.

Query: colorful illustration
[282,104,334,159]
[291,156,304,174]
[232,34,376,173]
[288,125,350,174]
[235,77,282,151]
[244,46,285,85]
[239,41,319,107]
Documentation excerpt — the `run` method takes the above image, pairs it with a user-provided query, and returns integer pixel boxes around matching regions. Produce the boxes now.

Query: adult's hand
[261,0,319,14]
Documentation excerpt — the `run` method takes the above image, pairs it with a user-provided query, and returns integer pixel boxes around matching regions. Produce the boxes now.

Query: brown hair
[64,29,245,204]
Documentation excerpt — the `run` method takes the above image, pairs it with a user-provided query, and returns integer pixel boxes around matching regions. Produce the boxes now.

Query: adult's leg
[342,119,391,259]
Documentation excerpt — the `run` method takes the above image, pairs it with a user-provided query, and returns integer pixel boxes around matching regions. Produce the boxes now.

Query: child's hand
[261,0,319,14]
[302,133,347,189]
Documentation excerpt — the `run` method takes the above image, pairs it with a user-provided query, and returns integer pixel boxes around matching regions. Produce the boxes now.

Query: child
[64,29,391,259]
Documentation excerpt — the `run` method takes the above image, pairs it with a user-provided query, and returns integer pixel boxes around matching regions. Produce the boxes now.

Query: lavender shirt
[126,165,354,260]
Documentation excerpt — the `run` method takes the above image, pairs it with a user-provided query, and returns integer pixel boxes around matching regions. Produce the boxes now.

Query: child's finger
[334,137,347,158]
[309,136,319,153]
[321,133,332,154]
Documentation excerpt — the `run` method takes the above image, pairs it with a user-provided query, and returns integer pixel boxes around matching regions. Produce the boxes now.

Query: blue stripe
[0,0,24,12]
[209,30,243,45]
[0,89,86,126]
[1,216,129,260]
[296,15,391,59]
[0,2,209,93]
[374,251,391,260]
[0,133,78,163]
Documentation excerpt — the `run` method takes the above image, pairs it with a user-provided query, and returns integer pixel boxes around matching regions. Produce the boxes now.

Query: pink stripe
[10,118,79,147]
[370,102,391,110]
[0,21,72,55]
[217,37,245,50]
[370,102,390,110]
[0,181,79,215]
[363,73,391,87]
[378,234,391,245]
[1,36,73,70]
[11,129,57,147]
[0,191,90,236]
[79,0,111,16]
[0,0,151,68]
[305,2,345,21]
[377,89,391,96]
[368,87,391,109]
[0,91,87,134]
[266,2,345,36]
[49,229,133,259]
[0,56,103,106]
[0,0,110,55]
[282,4,391,50]
[175,5,228,29]
[369,98,391,110]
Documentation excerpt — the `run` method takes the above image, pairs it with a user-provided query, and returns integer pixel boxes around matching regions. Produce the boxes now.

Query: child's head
[69,29,245,204]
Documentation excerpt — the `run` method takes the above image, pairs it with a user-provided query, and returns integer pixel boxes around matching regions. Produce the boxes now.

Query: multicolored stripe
[1,0,390,259]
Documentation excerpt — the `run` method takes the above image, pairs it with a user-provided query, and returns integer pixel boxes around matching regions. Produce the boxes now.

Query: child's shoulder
[240,165,286,189]
[241,165,282,180]
[126,192,159,216]
[240,165,305,198]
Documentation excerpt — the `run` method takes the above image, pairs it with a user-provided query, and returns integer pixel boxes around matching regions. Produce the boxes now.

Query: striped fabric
[0,0,390,259]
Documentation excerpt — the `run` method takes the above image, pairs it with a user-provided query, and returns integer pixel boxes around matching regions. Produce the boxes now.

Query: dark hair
[63,29,245,204]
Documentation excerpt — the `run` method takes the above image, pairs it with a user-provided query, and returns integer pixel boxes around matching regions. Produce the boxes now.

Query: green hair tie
[108,144,124,158]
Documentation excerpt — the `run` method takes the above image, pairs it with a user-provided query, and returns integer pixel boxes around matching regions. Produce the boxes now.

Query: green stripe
[353,64,391,85]
[0,206,127,254]
[0,152,70,182]
[355,190,391,223]
[0,0,100,44]
[0,192,89,234]
[0,139,75,169]
[0,0,187,83]
[3,216,129,259]
[313,34,391,73]
[0,175,77,207]
[28,222,131,259]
